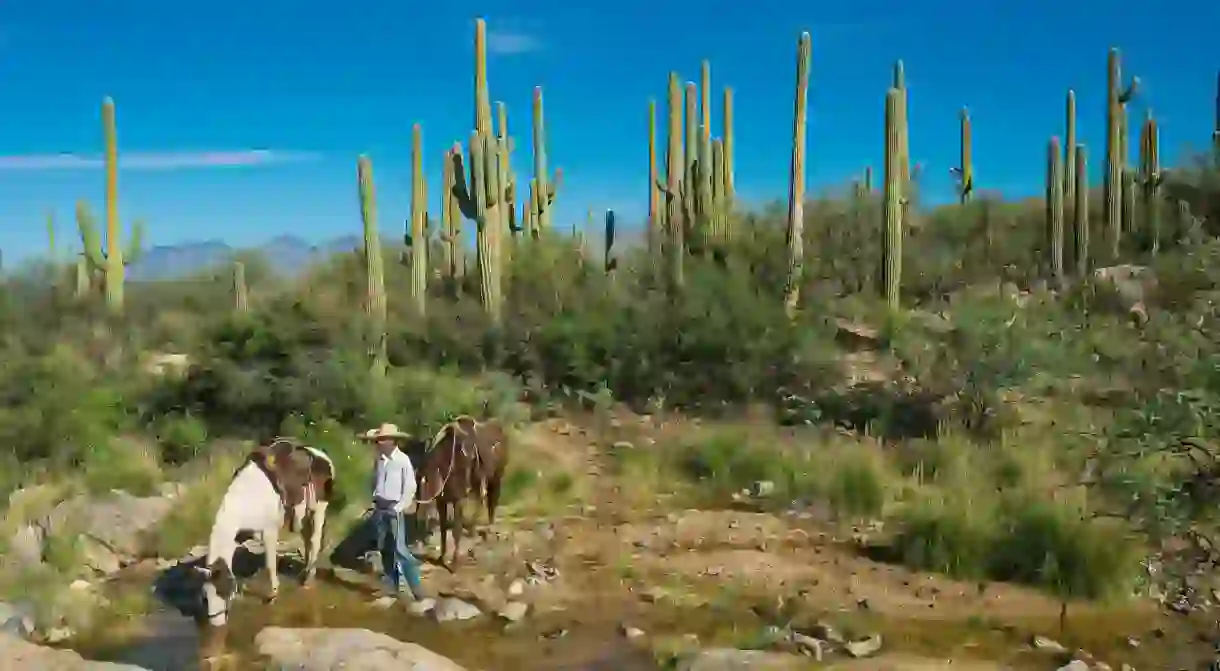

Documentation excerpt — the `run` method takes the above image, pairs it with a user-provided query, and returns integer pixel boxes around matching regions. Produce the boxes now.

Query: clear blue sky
[0,0,1216,262]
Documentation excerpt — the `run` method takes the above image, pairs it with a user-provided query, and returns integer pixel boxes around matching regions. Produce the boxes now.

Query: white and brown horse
[195,437,334,627]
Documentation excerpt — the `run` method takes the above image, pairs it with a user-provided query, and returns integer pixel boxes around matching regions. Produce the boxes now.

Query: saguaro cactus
[78,98,144,314]
[783,31,811,317]
[1213,69,1219,161]
[76,200,143,306]
[604,209,617,274]
[1074,145,1090,278]
[447,18,519,325]
[439,147,465,286]
[951,107,973,204]
[233,261,249,314]
[1046,137,1065,284]
[357,155,387,377]
[1139,111,1162,255]
[647,99,661,268]
[404,123,428,315]
[660,72,686,290]
[882,88,904,311]
[723,87,735,204]
[530,87,561,234]
[1065,91,1077,211]
[1104,48,1138,260]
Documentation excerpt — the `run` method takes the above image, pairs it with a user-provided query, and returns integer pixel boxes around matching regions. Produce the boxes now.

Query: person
[359,422,428,600]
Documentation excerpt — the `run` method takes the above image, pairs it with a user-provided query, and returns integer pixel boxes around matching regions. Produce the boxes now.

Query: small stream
[76,566,666,670]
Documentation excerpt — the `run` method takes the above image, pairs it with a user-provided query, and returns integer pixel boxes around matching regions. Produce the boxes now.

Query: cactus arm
[76,201,105,271]
[125,218,145,264]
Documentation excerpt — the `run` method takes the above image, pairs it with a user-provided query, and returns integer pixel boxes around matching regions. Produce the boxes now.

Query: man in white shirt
[360,423,427,600]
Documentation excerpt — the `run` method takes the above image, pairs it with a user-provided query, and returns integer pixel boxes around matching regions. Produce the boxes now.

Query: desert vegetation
[1,16,1219,670]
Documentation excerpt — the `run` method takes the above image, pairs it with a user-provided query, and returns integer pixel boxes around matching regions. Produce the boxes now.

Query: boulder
[40,491,175,569]
[255,627,466,671]
[0,632,150,670]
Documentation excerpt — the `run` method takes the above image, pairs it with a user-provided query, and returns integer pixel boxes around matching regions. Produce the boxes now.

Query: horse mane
[426,415,481,453]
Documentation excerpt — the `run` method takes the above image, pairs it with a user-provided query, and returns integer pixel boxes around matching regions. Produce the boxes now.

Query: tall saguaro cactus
[882,88,904,311]
[447,18,522,325]
[783,31,811,316]
[1065,90,1077,211]
[1046,137,1065,285]
[440,148,465,286]
[1074,145,1090,278]
[1213,69,1220,161]
[1139,111,1162,255]
[102,97,124,312]
[723,87,735,203]
[1104,48,1138,260]
[78,98,144,314]
[404,123,428,315]
[647,99,661,268]
[233,261,249,314]
[661,72,685,290]
[357,155,387,377]
[951,107,973,204]
[530,87,560,233]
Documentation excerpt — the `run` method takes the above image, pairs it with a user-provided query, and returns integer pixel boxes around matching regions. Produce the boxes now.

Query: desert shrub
[892,490,998,580]
[988,493,1139,600]
[0,345,131,466]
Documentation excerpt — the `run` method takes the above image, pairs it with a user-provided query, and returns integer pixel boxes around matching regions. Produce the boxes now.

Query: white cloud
[486,29,543,55]
[0,149,320,171]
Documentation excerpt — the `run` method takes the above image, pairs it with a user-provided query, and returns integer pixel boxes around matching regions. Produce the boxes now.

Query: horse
[415,416,509,568]
[194,438,335,628]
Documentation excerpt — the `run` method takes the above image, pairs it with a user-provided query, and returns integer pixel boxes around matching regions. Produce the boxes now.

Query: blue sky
[0,0,1216,262]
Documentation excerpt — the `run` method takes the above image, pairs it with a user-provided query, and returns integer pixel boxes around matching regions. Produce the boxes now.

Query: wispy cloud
[0,149,320,171]
[486,28,543,55]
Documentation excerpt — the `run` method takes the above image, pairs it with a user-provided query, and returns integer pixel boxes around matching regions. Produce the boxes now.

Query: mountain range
[127,234,364,281]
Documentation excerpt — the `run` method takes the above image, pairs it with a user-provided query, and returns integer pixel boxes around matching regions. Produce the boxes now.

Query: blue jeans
[370,508,422,592]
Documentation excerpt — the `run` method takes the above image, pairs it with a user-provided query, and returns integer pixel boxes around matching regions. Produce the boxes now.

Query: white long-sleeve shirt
[371,447,416,513]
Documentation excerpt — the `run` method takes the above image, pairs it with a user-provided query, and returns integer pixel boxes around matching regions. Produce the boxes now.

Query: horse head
[194,558,237,627]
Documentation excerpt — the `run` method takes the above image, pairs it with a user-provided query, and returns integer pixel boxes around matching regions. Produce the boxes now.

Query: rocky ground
[0,412,1214,670]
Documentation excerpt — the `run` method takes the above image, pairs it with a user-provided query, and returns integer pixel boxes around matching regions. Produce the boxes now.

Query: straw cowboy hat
[360,423,410,442]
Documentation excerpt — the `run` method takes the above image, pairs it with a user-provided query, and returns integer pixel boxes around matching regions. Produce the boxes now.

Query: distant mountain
[127,234,364,281]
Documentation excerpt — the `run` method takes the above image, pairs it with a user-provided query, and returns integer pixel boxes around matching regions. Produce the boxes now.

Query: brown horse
[415,416,509,568]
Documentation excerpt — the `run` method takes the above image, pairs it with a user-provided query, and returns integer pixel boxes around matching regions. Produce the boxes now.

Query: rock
[0,632,150,669]
[255,627,466,670]
[1032,635,1067,654]
[619,623,645,640]
[43,626,74,643]
[41,491,175,569]
[1093,265,1156,309]
[9,524,45,567]
[0,602,35,639]
[408,598,437,616]
[506,579,525,597]
[430,598,481,623]
[679,648,810,670]
[807,621,845,645]
[843,634,883,658]
[1056,662,1090,671]
[371,596,395,609]
[750,481,776,498]
[497,601,528,623]
[789,633,824,660]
